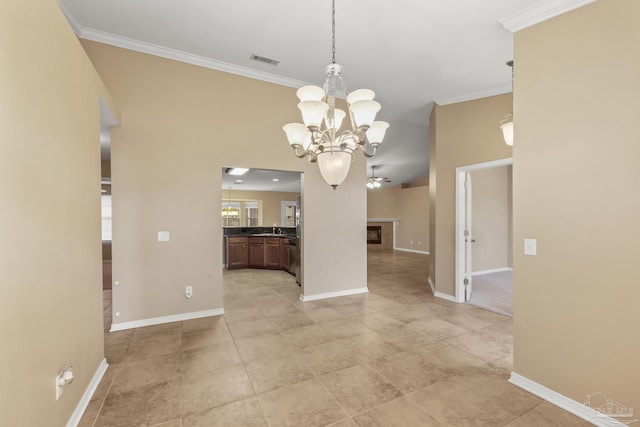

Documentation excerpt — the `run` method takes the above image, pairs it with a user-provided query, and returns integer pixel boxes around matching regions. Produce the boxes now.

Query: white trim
[455,158,513,304]
[434,291,458,303]
[57,1,83,35]
[509,372,631,427]
[429,277,463,303]
[395,247,429,255]
[472,267,513,276]
[393,221,397,250]
[81,27,308,89]
[499,0,598,33]
[299,287,368,302]
[460,158,513,172]
[66,358,108,427]
[436,85,512,106]
[110,308,224,332]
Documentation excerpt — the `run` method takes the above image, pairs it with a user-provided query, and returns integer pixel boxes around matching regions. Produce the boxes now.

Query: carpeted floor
[469,270,513,317]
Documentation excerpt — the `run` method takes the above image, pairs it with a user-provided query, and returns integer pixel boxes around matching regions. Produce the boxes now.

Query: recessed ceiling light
[227,167,249,176]
[272,178,279,182]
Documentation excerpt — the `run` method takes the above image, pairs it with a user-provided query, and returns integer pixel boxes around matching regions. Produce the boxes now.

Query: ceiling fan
[367,165,391,189]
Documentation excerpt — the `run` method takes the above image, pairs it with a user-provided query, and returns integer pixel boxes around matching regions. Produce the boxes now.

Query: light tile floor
[84,250,591,426]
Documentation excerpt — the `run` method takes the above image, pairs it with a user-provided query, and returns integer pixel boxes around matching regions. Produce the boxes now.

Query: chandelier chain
[331,0,336,64]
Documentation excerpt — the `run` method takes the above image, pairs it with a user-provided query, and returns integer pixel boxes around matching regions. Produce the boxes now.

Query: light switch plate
[524,238,537,256]
[158,231,170,242]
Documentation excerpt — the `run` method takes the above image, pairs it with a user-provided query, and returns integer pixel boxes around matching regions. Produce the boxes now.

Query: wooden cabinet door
[226,237,247,270]
[249,239,265,267]
[227,242,247,269]
[264,239,280,268]
[280,240,290,270]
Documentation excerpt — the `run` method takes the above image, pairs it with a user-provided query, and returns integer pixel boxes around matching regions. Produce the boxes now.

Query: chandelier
[222,187,239,218]
[283,0,389,189]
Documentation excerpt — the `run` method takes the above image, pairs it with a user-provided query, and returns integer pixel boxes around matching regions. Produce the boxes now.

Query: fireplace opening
[367,226,382,244]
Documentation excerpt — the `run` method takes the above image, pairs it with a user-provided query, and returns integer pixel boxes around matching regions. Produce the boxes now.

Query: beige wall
[225,189,300,228]
[82,40,367,322]
[0,1,112,425]
[429,94,513,295]
[429,109,437,283]
[471,165,512,272]
[367,183,429,252]
[513,0,638,412]
[367,186,397,219]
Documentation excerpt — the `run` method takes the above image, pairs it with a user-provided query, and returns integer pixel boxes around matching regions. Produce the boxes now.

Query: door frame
[455,158,512,303]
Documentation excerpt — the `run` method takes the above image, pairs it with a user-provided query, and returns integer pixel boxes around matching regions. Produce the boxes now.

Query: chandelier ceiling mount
[283,0,389,189]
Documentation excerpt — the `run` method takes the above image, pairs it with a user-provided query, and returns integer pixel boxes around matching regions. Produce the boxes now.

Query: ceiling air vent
[250,54,280,66]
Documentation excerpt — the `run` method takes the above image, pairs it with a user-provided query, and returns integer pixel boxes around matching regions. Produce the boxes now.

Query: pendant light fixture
[500,60,514,146]
[283,0,389,189]
[222,187,239,218]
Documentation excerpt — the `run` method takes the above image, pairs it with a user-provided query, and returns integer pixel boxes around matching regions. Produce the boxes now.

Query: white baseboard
[394,247,429,255]
[472,267,513,276]
[428,276,436,295]
[434,291,458,303]
[110,308,224,332]
[299,287,369,302]
[509,372,633,427]
[429,276,461,303]
[66,358,108,427]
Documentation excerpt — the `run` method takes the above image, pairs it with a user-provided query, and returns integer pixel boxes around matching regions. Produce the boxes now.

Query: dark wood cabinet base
[226,235,295,272]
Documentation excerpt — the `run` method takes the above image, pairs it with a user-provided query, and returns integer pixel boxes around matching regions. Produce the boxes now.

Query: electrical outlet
[410,240,413,245]
[185,286,193,299]
[418,241,421,246]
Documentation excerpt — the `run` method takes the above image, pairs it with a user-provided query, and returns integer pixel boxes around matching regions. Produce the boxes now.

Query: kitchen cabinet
[225,233,294,274]
[227,237,248,269]
[280,238,290,270]
[249,237,280,268]
[265,238,281,268]
[249,238,265,267]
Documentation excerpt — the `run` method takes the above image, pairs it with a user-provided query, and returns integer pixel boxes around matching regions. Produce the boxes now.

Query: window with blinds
[101,195,112,241]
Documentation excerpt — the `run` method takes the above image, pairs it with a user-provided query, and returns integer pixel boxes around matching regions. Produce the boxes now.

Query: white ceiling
[222,168,302,193]
[62,0,546,187]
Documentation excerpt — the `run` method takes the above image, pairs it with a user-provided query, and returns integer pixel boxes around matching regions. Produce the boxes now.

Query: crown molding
[57,0,84,35]
[81,28,309,89]
[57,2,309,90]
[436,84,512,106]
[499,0,598,33]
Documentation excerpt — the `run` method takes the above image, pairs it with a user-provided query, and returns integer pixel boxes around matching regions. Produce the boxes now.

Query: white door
[464,172,473,301]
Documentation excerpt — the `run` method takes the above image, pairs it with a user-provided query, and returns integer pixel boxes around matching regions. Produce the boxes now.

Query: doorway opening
[220,167,303,301]
[455,158,513,316]
[99,98,118,332]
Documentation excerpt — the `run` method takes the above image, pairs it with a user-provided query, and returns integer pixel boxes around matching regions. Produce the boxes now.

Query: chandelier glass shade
[500,61,514,146]
[283,0,388,189]
[500,113,514,146]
